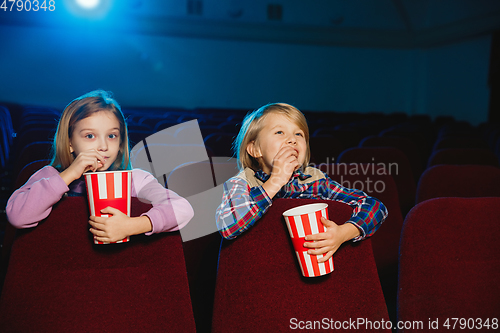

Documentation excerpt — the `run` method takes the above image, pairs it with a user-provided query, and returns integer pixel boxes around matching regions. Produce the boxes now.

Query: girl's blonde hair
[233,103,310,171]
[50,90,131,171]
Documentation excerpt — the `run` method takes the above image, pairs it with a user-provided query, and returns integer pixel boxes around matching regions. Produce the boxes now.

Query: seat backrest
[13,141,52,177]
[212,198,390,332]
[14,159,51,190]
[210,157,239,186]
[398,197,500,331]
[166,161,215,197]
[360,135,423,179]
[433,137,489,151]
[203,132,236,158]
[0,197,196,332]
[0,106,14,168]
[319,163,403,275]
[427,148,500,168]
[416,165,500,203]
[338,147,416,215]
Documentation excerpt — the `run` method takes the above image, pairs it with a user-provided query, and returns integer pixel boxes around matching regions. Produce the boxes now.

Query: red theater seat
[359,135,424,179]
[212,198,391,333]
[13,141,52,178]
[0,197,196,333]
[2,160,52,265]
[427,148,500,168]
[318,164,402,275]
[319,163,403,322]
[397,198,500,332]
[338,147,416,216]
[416,165,500,203]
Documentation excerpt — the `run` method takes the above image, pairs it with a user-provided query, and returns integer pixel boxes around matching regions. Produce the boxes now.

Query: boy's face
[70,111,121,171]
[247,113,307,175]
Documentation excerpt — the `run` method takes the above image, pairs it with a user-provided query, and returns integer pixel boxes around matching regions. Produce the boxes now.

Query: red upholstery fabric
[416,165,500,203]
[0,197,195,333]
[398,198,500,332]
[337,147,416,216]
[2,160,51,265]
[212,198,390,333]
[427,148,500,168]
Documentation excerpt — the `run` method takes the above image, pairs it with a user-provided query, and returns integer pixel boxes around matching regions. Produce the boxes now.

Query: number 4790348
[1,0,55,11]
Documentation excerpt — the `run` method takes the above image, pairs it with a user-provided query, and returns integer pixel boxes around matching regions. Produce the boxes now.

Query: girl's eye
[109,134,118,139]
[85,134,95,139]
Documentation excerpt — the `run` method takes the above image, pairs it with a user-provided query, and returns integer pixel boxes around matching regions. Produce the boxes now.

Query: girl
[7,90,193,243]
[215,103,388,262]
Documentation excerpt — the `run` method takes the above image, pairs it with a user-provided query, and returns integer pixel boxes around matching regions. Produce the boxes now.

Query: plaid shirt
[216,167,388,240]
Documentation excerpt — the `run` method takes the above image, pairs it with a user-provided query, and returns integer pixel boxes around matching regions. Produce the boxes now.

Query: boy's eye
[85,134,95,139]
[275,131,284,134]
[295,132,304,137]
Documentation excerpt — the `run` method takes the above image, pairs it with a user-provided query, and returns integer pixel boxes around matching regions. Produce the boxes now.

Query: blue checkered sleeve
[215,177,272,240]
[317,175,388,241]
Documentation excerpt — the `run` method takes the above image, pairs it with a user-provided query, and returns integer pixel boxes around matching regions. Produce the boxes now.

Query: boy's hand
[60,149,105,185]
[89,207,153,243]
[303,217,361,263]
[264,146,300,197]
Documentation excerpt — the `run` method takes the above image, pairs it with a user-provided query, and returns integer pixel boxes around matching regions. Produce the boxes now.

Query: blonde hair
[234,103,310,171]
[50,90,131,171]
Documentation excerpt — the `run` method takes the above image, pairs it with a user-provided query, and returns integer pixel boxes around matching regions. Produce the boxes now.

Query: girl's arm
[132,169,194,234]
[6,166,69,228]
[216,177,272,240]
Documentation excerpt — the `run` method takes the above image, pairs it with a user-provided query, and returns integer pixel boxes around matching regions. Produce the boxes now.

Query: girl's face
[69,111,121,171]
[248,112,307,174]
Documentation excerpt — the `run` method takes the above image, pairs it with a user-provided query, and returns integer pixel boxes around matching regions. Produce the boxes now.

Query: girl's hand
[59,149,105,185]
[269,145,300,191]
[303,217,361,263]
[89,207,152,243]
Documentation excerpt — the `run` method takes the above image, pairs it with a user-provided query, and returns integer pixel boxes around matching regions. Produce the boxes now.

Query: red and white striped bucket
[283,203,334,277]
[84,170,132,244]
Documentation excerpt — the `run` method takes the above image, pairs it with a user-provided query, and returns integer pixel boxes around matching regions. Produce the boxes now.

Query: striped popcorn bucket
[84,170,132,244]
[283,203,334,277]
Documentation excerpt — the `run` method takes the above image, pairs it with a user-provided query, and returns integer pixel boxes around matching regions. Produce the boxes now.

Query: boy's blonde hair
[50,90,131,171]
[234,103,310,171]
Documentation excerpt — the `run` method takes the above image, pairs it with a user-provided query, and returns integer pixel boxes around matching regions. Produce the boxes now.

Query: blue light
[76,0,100,10]
[64,0,112,19]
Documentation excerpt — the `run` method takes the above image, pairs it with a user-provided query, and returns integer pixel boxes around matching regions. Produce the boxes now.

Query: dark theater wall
[0,23,491,125]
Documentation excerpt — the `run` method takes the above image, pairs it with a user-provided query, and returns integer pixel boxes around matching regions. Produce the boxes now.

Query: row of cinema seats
[0,192,498,332]
[1,102,500,332]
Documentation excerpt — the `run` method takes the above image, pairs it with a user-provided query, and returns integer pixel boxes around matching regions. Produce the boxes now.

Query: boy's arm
[320,174,388,241]
[216,177,272,240]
